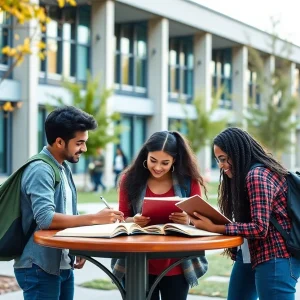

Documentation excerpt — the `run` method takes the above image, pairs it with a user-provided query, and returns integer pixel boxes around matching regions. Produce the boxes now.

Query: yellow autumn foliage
[0,0,77,67]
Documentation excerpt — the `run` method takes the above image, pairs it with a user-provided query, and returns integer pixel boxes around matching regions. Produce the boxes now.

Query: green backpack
[0,153,61,261]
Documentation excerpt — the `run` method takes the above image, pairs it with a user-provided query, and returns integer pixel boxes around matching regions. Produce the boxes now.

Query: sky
[193,0,300,46]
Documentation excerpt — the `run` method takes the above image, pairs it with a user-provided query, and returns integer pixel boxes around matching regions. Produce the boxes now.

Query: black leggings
[148,274,189,300]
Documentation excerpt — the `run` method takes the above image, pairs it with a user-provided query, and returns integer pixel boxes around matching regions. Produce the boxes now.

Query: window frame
[168,37,194,103]
[114,22,148,97]
[0,11,13,78]
[247,68,261,108]
[211,48,233,109]
[39,5,91,84]
[0,109,12,175]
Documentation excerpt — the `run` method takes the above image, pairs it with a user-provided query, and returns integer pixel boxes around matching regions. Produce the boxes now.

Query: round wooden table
[34,230,243,300]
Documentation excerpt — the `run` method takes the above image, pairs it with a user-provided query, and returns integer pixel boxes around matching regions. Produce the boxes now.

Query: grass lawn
[189,253,232,298]
[80,252,232,298]
[77,180,220,205]
[77,189,119,204]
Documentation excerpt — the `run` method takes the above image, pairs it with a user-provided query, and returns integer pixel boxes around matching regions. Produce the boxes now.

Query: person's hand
[190,212,216,232]
[74,257,86,269]
[93,208,124,224]
[133,213,151,227]
[169,211,190,225]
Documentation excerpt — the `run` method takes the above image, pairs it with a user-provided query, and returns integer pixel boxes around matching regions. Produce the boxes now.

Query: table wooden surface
[34,230,243,300]
[34,230,243,253]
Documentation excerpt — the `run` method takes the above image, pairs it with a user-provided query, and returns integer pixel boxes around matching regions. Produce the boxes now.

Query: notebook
[176,194,231,225]
[142,196,182,225]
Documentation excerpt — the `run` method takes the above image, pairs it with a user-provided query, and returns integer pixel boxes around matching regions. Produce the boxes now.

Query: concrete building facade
[1,0,300,186]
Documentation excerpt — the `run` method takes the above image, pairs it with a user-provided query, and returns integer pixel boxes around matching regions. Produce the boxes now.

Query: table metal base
[72,250,204,300]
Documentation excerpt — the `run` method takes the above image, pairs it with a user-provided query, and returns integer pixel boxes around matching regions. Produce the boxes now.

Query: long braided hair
[214,127,287,223]
[122,131,207,212]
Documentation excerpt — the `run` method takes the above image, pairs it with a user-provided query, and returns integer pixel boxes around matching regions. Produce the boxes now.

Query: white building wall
[193,33,212,175]
[232,46,248,129]
[147,18,169,136]
[12,12,39,171]
[91,0,115,187]
[282,62,297,169]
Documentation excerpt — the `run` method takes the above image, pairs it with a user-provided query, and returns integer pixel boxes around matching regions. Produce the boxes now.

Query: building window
[168,118,188,135]
[211,48,232,109]
[0,110,12,174]
[247,69,261,107]
[40,5,90,83]
[169,37,193,102]
[119,115,146,163]
[0,11,12,77]
[38,107,47,152]
[115,23,147,96]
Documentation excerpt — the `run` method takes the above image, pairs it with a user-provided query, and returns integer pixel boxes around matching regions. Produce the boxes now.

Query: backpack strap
[28,153,61,187]
[270,215,289,240]
[250,163,265,171]
[24,154,61,241]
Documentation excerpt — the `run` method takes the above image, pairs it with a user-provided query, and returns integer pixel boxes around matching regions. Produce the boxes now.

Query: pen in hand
[100,196,125,223]
[100,196,112,209]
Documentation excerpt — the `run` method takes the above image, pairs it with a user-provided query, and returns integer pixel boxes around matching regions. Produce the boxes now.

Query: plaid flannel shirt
[225,167,291,268]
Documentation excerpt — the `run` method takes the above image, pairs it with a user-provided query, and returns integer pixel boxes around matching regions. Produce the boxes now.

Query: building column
[261,55,275,111]
[282,62,297,169]
[91,0,115,187]
[232,46,248,129]
[12,6,39,171]
[147,18,169,135]
[194,33,212,177]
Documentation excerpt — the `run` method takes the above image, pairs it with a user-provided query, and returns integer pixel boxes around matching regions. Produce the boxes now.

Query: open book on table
[175,194,231,225]
[55,222,221,238]
[142,196,182,225]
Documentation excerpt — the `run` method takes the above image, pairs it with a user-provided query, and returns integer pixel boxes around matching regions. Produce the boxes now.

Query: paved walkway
[0,258,224,300]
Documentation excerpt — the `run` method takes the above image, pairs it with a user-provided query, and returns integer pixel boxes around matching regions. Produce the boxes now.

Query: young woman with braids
[191,127,300,300]
[111,131,208,300]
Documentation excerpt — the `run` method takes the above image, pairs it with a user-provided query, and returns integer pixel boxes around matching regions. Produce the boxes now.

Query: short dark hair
[45,106,98,145]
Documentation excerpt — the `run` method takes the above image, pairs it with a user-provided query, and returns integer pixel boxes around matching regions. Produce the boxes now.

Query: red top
[119,178,201,276]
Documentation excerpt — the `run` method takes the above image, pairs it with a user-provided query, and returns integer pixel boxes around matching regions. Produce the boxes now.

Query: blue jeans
[228,250,300,300]
[92,172,106,192]
[148,274,189,300]
[14,264,74,300]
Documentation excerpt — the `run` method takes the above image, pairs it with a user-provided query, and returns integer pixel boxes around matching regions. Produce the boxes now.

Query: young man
[14,106,124,300]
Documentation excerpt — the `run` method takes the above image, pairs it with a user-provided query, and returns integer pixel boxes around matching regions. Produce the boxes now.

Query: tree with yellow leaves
[0,0,76,84]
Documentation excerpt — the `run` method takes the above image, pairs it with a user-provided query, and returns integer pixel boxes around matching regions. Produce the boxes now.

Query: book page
[143,196,181,200]
[163,223,220,236]
[55,223,131,238]
[142,224,166,235]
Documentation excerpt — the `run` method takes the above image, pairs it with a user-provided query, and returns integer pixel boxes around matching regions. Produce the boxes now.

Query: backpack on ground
[0,153,61,261]
[251,163,300,259]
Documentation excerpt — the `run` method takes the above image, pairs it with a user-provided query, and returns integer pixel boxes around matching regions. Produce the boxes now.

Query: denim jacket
[14,147,78,275]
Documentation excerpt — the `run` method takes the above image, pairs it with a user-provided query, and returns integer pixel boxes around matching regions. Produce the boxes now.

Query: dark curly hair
[214,127,287,223]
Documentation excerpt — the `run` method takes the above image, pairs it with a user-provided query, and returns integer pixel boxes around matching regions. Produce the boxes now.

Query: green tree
[174,87,228,153]
[246,20,299,160]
